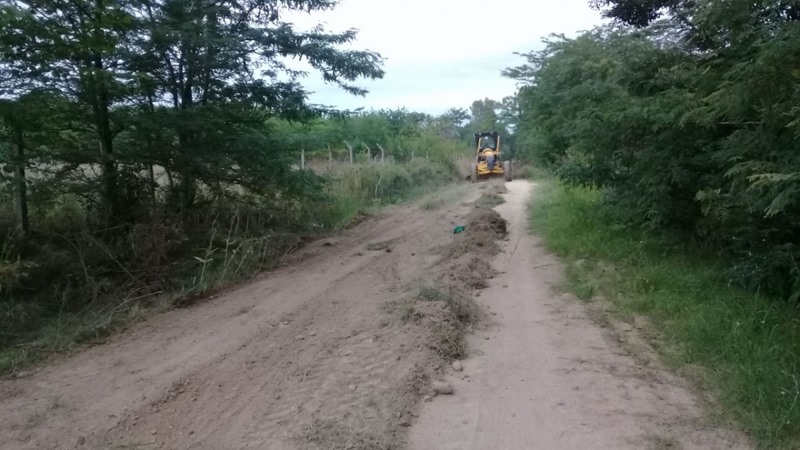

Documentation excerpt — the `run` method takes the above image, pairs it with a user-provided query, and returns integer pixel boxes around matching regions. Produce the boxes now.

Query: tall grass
[318,159,458,229]
[530,181,800,449]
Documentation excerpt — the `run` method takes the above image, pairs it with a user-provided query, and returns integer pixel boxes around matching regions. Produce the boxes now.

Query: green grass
[530,181,800,449]
[322,160,459,229]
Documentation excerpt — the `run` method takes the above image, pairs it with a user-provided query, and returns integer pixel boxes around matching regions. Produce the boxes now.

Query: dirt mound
[438,256,496,290]
[437,209,509,261]
[474,192,505,208]
[465,209,507,238]
[397,205,507,369]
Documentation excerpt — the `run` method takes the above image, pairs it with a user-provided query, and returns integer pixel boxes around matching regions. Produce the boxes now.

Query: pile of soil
[465,209,507,238]
[399,207,509,365]
[438,208,509,260]
[438,256,496,291]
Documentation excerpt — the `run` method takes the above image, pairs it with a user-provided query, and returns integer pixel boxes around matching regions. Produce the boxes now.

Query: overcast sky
[283,0,606,115]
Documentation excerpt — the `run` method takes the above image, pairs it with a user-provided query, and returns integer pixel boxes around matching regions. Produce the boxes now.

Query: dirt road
[408,181,748,450]
[0,180,748,450]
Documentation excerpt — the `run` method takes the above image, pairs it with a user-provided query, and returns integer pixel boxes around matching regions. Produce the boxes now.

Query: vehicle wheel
[470,163,478,183]
[503,161,512,182]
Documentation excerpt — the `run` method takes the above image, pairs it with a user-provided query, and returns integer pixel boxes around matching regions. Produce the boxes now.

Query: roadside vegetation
[511,1,800,447]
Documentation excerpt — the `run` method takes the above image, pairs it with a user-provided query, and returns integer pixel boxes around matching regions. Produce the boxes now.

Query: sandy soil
[0,180,751,450]
[407,180,749,450]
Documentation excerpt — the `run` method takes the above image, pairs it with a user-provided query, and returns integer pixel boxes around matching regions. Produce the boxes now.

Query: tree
[589,0,689,27]
[429,108,469,140]
[125,0,385,209]
[468,99,503,133]
[0,0,139,223]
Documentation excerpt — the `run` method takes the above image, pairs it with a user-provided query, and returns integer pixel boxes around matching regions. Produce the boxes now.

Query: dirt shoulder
[0,184,486,450]
[406,180,751,450]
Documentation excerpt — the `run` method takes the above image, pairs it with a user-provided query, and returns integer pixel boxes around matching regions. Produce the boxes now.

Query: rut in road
[408,180,750,450]
[0,184,485,450]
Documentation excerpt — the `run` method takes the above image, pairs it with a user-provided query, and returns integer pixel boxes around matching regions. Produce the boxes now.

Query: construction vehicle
[469,131,511,183]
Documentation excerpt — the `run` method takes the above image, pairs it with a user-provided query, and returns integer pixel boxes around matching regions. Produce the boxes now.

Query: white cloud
[282,0,607,114]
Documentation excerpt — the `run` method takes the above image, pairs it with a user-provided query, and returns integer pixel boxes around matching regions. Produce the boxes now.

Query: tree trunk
[148,164,157,203]
[177,131,196,211]
[165,167,175,190]
[146,95,157,203]
[91,0,120,223]
[178,48,197,212]
[12,131,29,236]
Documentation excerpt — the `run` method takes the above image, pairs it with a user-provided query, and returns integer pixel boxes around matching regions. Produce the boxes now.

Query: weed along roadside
[0,158,460,376]
[530,180,800,450]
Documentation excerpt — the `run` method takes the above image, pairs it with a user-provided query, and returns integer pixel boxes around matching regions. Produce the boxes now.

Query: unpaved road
[408,181,748,450]
[0,180,749,450]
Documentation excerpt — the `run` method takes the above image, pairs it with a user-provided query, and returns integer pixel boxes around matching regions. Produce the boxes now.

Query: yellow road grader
[469,131,511,183]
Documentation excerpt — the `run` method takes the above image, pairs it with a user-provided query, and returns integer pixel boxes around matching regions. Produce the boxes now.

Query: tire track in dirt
[92,246,431,449]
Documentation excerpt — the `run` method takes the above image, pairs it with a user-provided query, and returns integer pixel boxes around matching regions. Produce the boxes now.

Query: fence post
[328,145,333,167]
[344,141,353,165]
[300,149,305,170]
[362,143,370,163]
[376,144,385,163]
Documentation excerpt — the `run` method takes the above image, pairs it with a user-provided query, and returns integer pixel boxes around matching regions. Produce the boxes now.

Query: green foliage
[532,181,800,449]
[271,107,471,163]
[589,0,689,27]
[507,2,800,301]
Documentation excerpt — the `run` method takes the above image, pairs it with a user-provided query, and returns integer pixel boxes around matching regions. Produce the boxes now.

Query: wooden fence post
[362,143,370,163]
[344,141,353,165]
[375,144,385,163]
[300,149,305,170]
